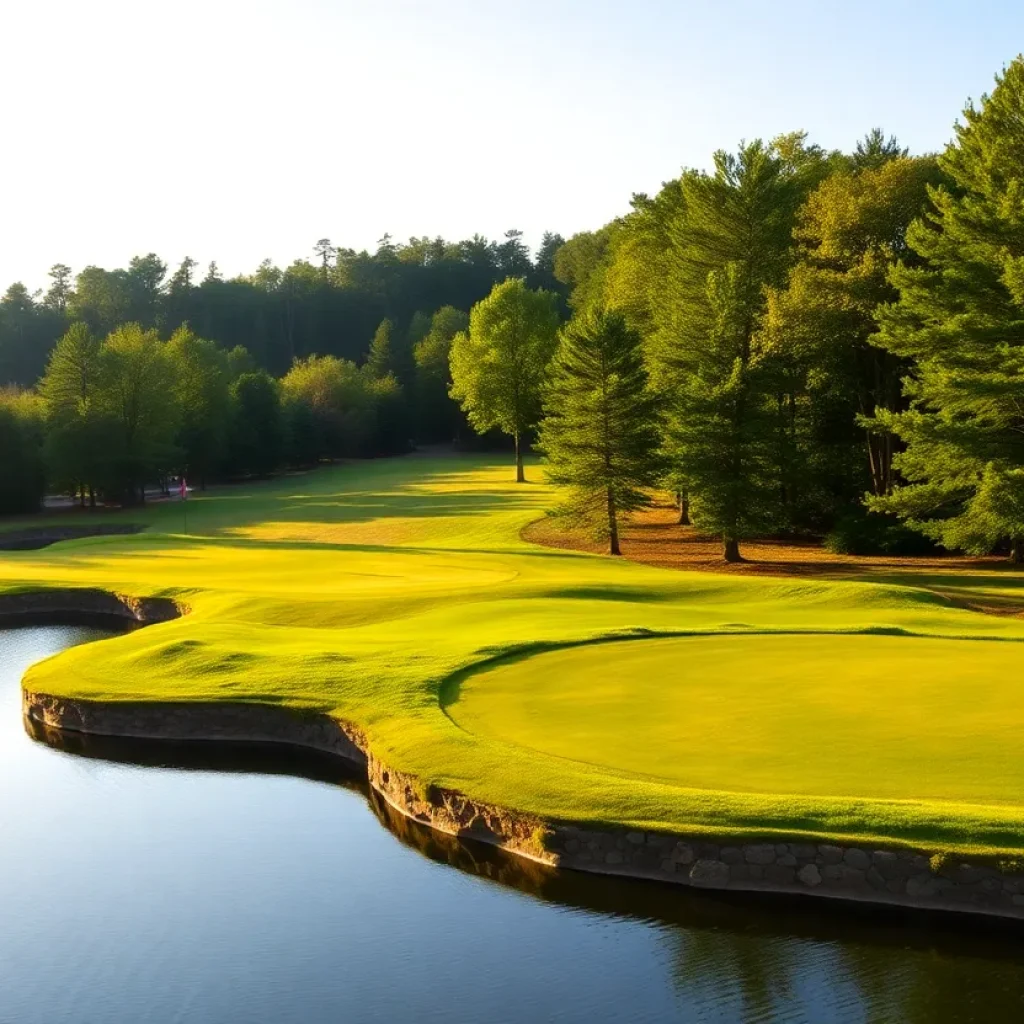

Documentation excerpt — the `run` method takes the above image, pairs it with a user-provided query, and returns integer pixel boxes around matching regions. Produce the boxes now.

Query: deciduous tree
[449,278,559,481]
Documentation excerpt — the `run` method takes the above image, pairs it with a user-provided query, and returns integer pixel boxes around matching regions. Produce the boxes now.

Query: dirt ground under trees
[523,499,1024,617]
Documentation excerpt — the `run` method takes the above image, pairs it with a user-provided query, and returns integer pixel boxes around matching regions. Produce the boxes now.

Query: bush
[824,509,939,557]
[0,388,46,514]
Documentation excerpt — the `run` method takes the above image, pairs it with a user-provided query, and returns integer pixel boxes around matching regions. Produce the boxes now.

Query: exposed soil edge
[0,588,185,628]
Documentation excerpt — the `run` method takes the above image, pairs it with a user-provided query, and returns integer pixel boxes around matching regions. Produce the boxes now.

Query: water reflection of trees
[30,725,1024,1024]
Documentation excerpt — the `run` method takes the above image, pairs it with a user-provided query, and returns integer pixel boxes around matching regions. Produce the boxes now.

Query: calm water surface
[2,626,1024,1024]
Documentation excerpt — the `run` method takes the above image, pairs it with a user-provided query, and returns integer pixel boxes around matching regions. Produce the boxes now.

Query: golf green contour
[5,455,1024,878]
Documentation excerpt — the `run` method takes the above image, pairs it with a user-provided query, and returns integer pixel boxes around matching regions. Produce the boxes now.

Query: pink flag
[180,477,188,500]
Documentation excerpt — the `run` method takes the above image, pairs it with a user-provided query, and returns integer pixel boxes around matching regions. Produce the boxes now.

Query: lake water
[2,625,1024,1023]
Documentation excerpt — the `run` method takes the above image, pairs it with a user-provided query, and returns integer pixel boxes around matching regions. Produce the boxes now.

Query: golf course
[5,453,1024,860]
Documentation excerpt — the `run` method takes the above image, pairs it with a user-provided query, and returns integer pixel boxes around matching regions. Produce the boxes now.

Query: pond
[2,625,1024,1023]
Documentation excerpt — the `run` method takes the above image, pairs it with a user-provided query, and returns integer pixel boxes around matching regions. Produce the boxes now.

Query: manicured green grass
[450,634,1024,806]
[5,454,1024,856]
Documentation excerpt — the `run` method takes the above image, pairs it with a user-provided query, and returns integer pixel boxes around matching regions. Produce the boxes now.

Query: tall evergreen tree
[650,141,802,560]
[39,322,105,503]
[852,128,908,171]
[537,308,664,554]
[450,277,559,481]
[869,58,1024,561]
[364,317,413,387]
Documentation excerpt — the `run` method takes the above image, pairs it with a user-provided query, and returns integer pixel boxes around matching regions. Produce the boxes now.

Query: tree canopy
[449,278,560,482]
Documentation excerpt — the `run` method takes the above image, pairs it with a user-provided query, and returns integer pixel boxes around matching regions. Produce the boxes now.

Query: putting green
[449,634,1024,807]
[4,454,1024,855]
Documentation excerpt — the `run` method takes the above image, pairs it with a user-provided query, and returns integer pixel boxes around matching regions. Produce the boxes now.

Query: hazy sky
[4,0,1023,292]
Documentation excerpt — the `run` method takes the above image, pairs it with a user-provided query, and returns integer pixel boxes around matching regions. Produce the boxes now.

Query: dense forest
[4,56,1024,562]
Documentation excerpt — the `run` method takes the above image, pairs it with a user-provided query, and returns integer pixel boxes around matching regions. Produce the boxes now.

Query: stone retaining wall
[22,689,1024,921]
[11,586,1024,922]
[23,692,366,769]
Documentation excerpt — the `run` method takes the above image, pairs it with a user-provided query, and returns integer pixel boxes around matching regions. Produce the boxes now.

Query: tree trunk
[1011,537,1024,565]
[515,433,525,483]
[677,491,691,526]
[89,485,96,508]
[607,487,621,556]
[723,536,743,563]
[79,483,85,508]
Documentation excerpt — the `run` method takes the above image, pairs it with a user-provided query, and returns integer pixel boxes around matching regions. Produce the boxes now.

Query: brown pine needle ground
[522,498,1024,617]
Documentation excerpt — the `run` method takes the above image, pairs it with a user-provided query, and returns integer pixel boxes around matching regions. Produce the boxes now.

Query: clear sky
[4,0,1022,292]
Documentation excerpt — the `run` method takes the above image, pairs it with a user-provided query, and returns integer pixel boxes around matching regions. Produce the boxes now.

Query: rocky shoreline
[10,588,1024,921]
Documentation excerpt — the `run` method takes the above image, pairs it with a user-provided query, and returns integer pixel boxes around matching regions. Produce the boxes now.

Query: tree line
[5,56,1024,564]
[0,303,483,510]
[0,232,562,511]
[450,58,1024,564]
[0,230,564,389]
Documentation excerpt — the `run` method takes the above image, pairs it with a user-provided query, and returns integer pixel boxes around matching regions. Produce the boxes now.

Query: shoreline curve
[9,587,1024,924]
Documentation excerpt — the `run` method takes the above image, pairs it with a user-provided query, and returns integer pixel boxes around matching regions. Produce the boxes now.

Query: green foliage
[365,318,395,379]
[762,154,942,517]
[413,305,468,442]
[166,325,230,487]
[0,387,46,513]
[281,354,373,460]
[0,283,65,385]
[537,308,664,553]
[39,322,106,500]
[228,370,283,477]
[93,323,180,502]
[869,58,1024,561]
[365,372,410,456]
[824,509,938,556]
[450,278,559,481]
[649,141,804,559]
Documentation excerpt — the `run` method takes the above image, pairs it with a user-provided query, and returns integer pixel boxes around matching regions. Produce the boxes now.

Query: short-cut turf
[5,454,1024,856]
[450,634,1024,806]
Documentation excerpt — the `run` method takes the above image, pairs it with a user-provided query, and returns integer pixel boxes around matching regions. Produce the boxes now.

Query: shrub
[825,509,939,556]
[0,388,46,514]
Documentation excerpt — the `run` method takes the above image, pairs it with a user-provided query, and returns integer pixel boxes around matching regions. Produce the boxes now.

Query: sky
[3,0,1023,292]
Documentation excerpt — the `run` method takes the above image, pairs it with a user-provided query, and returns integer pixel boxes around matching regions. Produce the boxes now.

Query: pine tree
[649,141,801,560]
[365,319,392,378]
[869,58,1024,562]
[365,318,413,387]
[39,322,106,504]
[537,309,664,554]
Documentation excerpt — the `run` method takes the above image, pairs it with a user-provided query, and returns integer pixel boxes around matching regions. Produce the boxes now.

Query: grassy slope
[5,454,1024,855]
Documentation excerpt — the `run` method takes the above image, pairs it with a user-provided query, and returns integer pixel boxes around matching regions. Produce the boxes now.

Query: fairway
[5,454,1024,856]
[450,634,1024,806]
